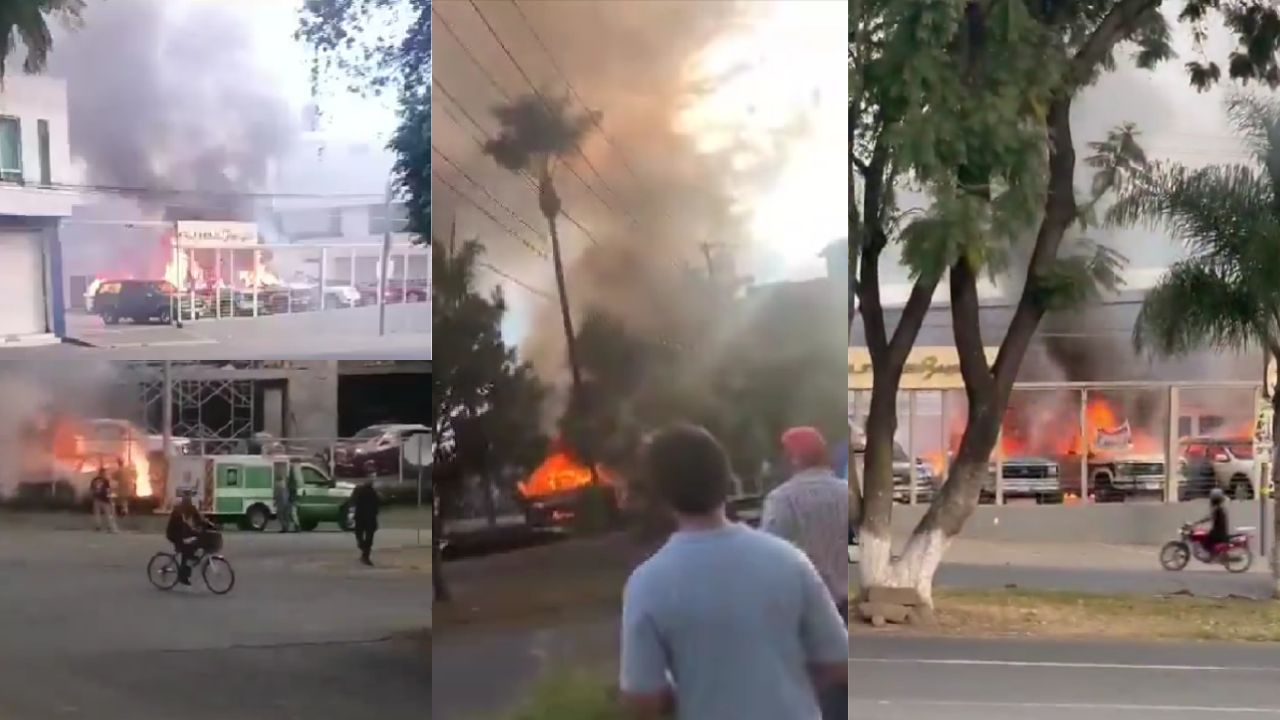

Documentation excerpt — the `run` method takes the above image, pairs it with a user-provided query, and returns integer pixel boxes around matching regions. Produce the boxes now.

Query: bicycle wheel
[147,552,180,590]
[202,555,236,595]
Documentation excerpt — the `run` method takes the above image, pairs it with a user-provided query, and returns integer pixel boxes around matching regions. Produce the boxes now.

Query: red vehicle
[1159,523,1254,573]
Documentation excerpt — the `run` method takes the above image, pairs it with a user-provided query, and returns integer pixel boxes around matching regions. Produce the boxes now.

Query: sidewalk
[941,538,1162,571]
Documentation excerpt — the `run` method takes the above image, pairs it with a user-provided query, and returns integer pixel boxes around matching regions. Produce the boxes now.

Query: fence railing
[850,382,1272,507]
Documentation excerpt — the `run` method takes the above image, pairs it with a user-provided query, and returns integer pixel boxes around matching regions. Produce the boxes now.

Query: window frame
[0,116,23,183]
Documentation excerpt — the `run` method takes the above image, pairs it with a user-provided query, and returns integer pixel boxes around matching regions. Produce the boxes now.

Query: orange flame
[518,449,614,499]
[48,418,154,498]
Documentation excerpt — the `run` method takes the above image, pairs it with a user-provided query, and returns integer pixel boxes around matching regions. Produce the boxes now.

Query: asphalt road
[0,526,430,719]
[851,634,1280,718]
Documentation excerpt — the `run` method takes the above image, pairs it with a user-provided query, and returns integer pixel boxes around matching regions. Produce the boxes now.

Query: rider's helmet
[1210,487,1227,505]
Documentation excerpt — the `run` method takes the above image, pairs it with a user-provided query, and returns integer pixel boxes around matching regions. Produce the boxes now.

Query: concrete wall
[284,361,340,440]
[889,500,1266,546]
[0,75,77,217]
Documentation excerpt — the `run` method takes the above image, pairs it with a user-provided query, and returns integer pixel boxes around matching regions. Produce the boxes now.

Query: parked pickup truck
[1089,453,1167,502]
[891,442,937,503]
[980,457,1063,504]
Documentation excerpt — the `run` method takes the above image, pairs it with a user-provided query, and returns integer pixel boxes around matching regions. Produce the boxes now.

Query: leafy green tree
[852,0,1280,605]
[298,0,429,244]
[0,0,84,83]
[1108,94,1280,595]
[431,222,547,600]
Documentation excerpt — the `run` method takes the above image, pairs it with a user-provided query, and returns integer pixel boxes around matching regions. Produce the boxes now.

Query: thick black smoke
[45,0,296,218]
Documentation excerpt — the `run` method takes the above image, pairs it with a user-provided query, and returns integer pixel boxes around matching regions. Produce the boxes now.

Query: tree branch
[1068,0,1161,87]
[857,134,893,363]
[949,259,996,400]
[993,97,1078,391]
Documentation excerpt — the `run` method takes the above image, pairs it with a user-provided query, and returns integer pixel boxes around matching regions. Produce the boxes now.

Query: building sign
[848,346,999,391]
[175,221,259,247]
[1095,422,1133,452]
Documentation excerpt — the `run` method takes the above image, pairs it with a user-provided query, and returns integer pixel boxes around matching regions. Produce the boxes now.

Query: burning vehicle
[517,441,622,530]
[14,416,190,509]
[1078,420,1167,502]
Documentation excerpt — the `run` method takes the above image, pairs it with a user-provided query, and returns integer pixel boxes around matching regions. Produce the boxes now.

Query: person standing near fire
[351,479,380,565]
[113,459,133,517]
[761,426,849,720]
[619,424,847,720]
[90,465,118,534]
[274,472,295,533]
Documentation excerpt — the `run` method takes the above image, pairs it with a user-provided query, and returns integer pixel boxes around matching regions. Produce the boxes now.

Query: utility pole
[162,360,173,504]
[378,178,394,337]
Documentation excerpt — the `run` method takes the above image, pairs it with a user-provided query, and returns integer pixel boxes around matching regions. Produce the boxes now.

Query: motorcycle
[1159,523,1255,574]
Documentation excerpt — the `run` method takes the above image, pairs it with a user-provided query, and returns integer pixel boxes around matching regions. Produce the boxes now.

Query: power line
[463,0,636,224]
[432,169,548,259]
[431,143,548,251]
[434,78,601,247]
[478,260,554,300]
[431,3,513,105]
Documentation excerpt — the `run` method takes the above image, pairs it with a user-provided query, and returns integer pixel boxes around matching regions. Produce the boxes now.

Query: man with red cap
[764,427,847,613]
[762,426,849,720]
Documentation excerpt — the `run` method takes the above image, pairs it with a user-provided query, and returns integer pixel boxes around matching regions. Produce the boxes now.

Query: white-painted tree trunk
[856,528,951,607]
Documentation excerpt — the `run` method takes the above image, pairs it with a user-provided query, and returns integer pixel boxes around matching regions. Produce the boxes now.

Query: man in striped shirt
[762,427,849,619]
[762,426,849,720]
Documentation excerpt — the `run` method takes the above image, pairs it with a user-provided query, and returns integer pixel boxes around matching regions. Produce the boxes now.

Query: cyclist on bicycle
[166,489,213,585]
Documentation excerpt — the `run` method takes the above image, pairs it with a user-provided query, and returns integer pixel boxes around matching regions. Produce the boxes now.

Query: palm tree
[1108,94,1280,597]
[484,92,600,392]
[0,0,85,83]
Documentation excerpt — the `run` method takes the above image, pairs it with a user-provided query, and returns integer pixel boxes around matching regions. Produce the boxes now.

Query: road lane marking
[851,699,1280,714]
[849,658,1280,672]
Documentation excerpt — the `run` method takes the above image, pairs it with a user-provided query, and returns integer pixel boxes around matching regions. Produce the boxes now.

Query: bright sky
[676,0,846,283]
[191,0,401,143]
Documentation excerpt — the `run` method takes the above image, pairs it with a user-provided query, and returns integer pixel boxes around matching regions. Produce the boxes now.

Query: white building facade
[0,75,78,345]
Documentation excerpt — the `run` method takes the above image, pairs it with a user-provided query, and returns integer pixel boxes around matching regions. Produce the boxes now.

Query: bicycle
[147,531,236,595]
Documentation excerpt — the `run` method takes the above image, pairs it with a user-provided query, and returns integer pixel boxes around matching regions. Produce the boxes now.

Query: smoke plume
[433,0,815,382]
[45,0,296,219]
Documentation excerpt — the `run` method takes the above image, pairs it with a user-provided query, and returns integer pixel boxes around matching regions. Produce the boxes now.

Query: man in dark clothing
[166,490,212,584]
[351,480,380,566]
[1198,487,1231,556]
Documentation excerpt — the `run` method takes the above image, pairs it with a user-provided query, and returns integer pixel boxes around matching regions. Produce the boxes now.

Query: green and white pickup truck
[166,455,357,532]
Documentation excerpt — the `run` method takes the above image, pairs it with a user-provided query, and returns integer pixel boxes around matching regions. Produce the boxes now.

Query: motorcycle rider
[1195,487,1230,557]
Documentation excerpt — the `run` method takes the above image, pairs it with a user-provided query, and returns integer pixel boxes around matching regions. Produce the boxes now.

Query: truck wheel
[102,312,118,325]
[299,519,319,532]
[1231,476,1254,500]
[338,503,356,532]
[245,504,270,532]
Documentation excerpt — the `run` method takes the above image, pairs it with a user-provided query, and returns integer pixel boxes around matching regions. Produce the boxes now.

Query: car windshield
[1230,443,1254,460]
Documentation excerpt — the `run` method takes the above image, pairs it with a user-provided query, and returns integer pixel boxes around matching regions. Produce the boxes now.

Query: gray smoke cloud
[433,0,813,383]
[45,0,296,219]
